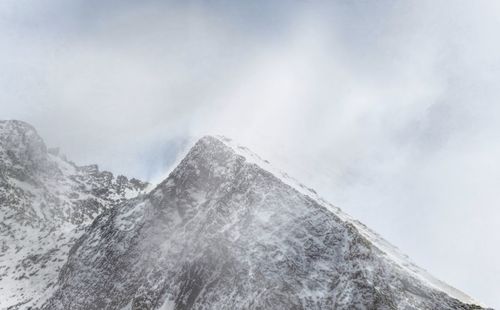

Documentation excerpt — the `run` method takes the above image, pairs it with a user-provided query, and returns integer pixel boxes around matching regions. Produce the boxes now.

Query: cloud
[1,0,500,306]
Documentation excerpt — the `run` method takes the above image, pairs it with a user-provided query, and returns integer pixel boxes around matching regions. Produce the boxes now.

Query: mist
[1,0,499,307]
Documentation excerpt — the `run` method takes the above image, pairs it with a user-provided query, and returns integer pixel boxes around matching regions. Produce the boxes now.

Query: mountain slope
[41,136,485,310]
[0,120,148,309]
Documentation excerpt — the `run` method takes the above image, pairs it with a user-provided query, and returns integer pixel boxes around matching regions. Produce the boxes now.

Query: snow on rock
[0,120,148,309]
[41,135,487,310]
[217,136,482,307]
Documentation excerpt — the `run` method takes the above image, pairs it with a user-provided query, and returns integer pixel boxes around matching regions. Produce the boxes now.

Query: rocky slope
[0,120,148,309]
[41,135,485,310]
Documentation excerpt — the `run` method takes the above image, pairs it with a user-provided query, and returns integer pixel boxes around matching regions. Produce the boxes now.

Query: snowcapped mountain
[0,120,148,309]
[40,135,486,310]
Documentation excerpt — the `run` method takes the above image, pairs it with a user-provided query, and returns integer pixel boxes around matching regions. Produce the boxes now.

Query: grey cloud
[1,0,499,307]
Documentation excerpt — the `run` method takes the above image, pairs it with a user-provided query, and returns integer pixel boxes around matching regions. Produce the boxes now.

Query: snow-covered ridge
[213,135,481,307]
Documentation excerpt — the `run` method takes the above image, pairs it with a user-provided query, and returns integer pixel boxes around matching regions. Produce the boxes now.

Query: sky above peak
[1,0,500,307]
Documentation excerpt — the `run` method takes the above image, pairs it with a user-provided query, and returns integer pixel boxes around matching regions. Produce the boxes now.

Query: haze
[1,0,499,307]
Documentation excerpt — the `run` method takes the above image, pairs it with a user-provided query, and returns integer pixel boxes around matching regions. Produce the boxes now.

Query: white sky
[1,0,499,307]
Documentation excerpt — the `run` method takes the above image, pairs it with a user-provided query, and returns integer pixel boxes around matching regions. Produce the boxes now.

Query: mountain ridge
[212,135,482,307]
[40,135,486,309]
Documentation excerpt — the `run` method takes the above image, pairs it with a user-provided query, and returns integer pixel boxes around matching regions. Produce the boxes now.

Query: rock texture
[0,120,148,309]
[41,135,485,310]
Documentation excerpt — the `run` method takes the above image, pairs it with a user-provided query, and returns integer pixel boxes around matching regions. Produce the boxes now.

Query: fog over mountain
[0,122,489,309]
[1,0,499,307]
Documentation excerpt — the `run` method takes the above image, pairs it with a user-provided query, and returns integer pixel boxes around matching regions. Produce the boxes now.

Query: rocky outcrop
[0,120,148,309]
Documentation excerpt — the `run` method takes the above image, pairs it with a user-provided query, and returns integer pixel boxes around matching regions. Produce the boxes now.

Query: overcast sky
[2,0,500,307]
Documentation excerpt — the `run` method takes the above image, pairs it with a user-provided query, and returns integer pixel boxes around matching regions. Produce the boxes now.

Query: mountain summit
[40,135,484,310]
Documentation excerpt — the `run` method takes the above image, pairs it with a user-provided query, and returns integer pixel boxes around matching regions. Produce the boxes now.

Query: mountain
[40,135,485,310]
[0,120,148,309]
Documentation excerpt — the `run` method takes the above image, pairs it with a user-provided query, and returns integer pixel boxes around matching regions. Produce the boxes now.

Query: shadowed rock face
[42,136,485,310]
[0,120,148,309]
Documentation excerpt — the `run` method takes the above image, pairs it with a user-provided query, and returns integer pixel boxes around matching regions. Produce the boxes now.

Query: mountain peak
[0,119,49,174]
[40,135,485,309]
[179,135,269,172]
[156,134,247,195]
[188,135,237,156]
[0,119,44,150]
[0,119,38,133]
[178,135,321,203]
